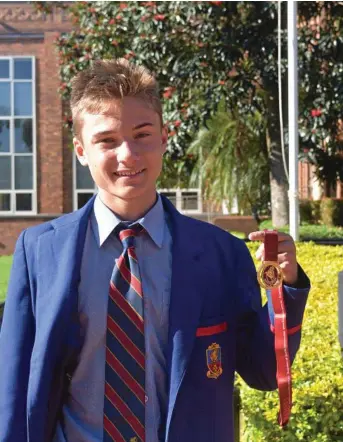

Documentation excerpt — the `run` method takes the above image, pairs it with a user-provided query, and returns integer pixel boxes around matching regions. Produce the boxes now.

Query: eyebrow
[91,130,116,142]
[133,122,154,130]
[92,123,154,141]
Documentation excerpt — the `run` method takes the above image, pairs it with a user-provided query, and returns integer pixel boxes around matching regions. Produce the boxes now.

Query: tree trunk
[268,129,289,227]
[265,94,289,228]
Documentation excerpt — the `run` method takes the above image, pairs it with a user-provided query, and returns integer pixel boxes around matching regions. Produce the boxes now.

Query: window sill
[0,213,60,220]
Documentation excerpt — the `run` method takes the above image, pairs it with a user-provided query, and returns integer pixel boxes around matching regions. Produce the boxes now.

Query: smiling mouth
[114,169,145,177]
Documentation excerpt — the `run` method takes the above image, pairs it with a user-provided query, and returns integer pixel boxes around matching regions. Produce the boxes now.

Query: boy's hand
[248,231,298,286]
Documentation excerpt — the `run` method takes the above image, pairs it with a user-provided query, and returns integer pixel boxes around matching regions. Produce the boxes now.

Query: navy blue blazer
[0,196,309,442]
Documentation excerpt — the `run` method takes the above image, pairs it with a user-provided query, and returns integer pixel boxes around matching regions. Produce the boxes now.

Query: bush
[311,200,321,224]
[238,242,343,441]
[299,200,312,223]
[299,200,321,224]
[320,199,343,227]
[259,219,343,240]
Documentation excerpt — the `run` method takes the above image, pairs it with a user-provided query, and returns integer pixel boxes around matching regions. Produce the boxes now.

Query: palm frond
[188,107,269,214]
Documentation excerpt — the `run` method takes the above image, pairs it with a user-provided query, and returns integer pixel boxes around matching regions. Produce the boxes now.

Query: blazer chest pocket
[196,316,228,337]
[196,321,228,337]
[188,319,232,384]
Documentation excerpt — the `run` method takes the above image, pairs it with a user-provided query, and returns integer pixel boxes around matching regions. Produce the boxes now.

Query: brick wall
[0,217,57,256]
[39,31,64,213]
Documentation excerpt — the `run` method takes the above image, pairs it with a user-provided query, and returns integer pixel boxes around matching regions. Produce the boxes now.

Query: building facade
[0,2,74,255]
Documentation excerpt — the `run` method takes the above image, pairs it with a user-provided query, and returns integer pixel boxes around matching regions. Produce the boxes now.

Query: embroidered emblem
[206,342,223,379]
[130,437,138,442]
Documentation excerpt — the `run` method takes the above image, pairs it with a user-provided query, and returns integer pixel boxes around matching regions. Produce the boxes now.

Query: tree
[37,1,343,226]
[297,2,343,193]
[187,103,270,216]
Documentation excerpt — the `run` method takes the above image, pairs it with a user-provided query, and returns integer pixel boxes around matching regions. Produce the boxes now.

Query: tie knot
[116,223,143,249]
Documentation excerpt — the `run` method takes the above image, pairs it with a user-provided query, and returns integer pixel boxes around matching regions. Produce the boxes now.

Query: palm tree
[188,105,270,217]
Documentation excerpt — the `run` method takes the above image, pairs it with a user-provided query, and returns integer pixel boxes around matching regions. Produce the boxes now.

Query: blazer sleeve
[0,230,35,441]
[234,239,310,391]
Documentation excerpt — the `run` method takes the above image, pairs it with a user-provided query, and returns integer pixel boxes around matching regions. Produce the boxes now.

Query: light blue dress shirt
[54,194,172,442]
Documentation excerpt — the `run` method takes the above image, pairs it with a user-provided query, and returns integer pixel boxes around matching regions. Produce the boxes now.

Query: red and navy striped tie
[103,224,145,442]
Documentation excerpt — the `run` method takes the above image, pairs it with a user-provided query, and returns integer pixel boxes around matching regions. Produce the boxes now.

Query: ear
[73,137,88,166]
[161,124,168,154]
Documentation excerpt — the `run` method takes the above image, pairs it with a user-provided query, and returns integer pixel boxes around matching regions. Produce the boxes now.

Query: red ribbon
[264,230,292,426]
[271,285,292,427]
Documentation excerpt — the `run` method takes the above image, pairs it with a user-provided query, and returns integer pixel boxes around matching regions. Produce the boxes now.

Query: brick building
[0,2,341,256]
[0,2,73,255]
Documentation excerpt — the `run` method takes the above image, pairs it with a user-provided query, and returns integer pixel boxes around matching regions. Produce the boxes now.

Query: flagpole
[288,0,299,241]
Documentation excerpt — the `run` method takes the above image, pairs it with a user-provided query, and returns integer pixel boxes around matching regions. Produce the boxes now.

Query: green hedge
[299,198,343,227]
[320,199,343,227]
[239,242,343,441]
[299,200,321,224]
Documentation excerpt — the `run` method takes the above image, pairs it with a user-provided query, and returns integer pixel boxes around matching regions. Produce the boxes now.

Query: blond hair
[70,58,163,137]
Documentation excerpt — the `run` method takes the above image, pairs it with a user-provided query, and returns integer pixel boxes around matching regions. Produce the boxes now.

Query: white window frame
[0,55,37,216]
[159,188,202,214]
[72,153,97,211]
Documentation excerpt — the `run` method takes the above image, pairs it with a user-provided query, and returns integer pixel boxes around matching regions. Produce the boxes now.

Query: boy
[0,58,310,442]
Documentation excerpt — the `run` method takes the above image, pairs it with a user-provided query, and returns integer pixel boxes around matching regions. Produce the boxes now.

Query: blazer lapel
[28,197,96,439]
[162,197,210,439]
[36,196,96,346]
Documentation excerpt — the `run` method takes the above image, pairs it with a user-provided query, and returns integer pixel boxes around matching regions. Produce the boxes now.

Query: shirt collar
[92,193,165,248]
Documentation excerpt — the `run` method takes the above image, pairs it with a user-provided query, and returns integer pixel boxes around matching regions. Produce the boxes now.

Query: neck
[99,190,158,221]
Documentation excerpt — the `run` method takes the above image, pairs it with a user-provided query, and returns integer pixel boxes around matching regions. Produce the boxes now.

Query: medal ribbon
[265,231,292,427]
[270,286,292,426]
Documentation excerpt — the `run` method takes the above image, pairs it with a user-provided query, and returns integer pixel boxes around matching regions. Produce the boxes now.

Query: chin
[109,186,147,201]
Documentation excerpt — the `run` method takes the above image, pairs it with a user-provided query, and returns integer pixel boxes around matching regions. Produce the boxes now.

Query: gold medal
[257,261,283,289]
[257,230,284,289]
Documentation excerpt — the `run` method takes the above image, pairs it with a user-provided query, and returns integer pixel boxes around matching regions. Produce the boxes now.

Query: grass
[0,256,12,303]
[259,219,343,240]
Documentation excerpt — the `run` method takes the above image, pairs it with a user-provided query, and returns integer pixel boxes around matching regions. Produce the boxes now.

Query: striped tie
[103,224,145,442]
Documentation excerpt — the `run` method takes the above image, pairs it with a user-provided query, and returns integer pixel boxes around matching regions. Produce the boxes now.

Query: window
[0,57,36,214]
[73,154,97,210]
[159,188,202,214]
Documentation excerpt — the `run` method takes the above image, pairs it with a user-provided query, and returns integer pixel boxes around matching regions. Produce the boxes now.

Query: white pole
[288,0,299,241]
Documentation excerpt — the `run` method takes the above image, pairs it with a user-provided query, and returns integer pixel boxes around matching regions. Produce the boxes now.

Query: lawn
[0,256,12,303]
[259,219,343,240]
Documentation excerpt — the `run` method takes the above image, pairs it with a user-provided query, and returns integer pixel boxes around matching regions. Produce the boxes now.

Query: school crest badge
[206,343,223,379]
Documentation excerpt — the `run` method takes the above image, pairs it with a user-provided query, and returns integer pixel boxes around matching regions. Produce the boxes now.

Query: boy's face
[74,96,167,210]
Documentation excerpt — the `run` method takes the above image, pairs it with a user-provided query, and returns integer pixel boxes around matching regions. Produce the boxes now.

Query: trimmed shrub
[238,242,343,441]
[310,200,321,224]
[299,200,321,224]
[320,198,343,227]
[299,200,313,223]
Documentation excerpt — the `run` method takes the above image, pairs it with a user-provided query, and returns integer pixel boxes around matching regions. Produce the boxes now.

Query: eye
[98,138,118,145]
[135,132,151,139]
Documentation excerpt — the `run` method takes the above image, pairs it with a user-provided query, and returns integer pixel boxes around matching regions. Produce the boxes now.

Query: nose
[116,140,139,163]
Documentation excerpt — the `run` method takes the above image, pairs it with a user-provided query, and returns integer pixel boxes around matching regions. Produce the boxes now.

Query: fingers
[255,244,264,260]
[249,231,295,247]
[248,231,265,241]
[252,231,296,261]
[249,230,298,285]
[255,243,295,258]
